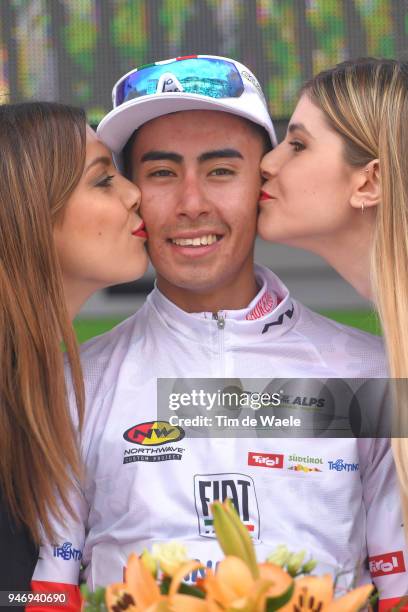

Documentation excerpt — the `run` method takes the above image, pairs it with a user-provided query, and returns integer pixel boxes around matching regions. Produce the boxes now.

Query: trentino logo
[53,542,82,562]
[194,473,260,540]
[328,459,359,472]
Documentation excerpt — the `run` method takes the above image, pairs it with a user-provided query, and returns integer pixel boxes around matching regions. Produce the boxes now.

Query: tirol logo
[248,452,284,469]
[369,551,406,577]
[194,473,260,540]
[123,421,185,446]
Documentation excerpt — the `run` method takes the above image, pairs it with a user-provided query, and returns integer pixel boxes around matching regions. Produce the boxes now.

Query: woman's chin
[111,256,150,287]
[128,249,150,282]
[257,210,282,243]
[256,222,285,244]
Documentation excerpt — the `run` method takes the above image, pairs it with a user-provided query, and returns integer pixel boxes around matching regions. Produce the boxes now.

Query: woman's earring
[361,202,365,213]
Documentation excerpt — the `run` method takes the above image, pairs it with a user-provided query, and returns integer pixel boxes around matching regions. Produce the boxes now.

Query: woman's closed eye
[288,140,306,153]
[95,174,115,188]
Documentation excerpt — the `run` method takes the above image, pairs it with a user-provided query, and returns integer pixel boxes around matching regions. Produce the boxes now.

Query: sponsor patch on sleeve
[369,550,406,577]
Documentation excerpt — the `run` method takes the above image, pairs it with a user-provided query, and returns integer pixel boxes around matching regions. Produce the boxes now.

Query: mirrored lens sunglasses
[114,56,245,107]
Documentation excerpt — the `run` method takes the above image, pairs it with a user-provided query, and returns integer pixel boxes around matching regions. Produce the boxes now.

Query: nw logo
[136,425,172,439]
[123,421,185,446]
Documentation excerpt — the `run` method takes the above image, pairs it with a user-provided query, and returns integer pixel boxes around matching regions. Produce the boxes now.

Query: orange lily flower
[102,500,373,612]
[105,553,209,612]
[208,500,372,612]
[204,564,372,612]
[204,556,294,611]
[278,574,374,612]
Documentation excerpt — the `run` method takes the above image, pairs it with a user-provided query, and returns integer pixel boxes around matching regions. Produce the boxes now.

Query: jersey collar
[148,264,298,342]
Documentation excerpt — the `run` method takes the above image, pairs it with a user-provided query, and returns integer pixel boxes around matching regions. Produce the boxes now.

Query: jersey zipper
[213,312,225,330]
[212,312,225,376]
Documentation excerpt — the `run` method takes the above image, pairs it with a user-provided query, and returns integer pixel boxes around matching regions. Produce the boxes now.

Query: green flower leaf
[265,581,295,611]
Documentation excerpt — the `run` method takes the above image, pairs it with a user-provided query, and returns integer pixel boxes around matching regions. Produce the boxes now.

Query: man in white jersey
[32,56,407,611]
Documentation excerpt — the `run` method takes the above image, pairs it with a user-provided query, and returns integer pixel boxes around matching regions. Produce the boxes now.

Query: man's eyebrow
[140,151,183,163]
[85,155,111,173]
[287,123,314,139]
[198,149,244,163]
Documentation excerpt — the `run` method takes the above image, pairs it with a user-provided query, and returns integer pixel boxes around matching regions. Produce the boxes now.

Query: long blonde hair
[0,102,86,543]
[303,58,408,533]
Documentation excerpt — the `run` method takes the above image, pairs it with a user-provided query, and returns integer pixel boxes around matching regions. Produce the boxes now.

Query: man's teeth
[172,234,218,246]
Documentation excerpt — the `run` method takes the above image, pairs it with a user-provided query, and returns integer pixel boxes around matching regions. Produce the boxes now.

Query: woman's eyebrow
[85,155,111,173]
[287,123,315,139]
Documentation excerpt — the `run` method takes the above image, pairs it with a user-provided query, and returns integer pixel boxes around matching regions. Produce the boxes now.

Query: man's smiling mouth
[171,233,220,247]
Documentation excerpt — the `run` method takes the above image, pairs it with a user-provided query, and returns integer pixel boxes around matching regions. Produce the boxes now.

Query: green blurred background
[2,0,406,123]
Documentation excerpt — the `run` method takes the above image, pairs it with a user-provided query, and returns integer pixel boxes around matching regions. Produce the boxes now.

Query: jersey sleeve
[29,482,88,612]
[362,438,408,611]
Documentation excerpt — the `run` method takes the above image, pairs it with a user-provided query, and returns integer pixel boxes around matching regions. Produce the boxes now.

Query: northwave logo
[123,421,185,446]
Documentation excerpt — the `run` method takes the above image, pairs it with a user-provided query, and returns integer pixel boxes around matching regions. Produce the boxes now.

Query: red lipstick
[259,190,273,201]
[132,221,148,239]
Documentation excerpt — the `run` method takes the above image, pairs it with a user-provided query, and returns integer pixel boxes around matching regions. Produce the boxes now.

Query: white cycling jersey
[32,265,408,610]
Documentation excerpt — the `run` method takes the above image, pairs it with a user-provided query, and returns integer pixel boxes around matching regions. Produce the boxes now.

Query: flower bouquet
[82,499,375,611]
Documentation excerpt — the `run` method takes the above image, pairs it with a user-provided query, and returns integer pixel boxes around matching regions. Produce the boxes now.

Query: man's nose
[177,174,210,219]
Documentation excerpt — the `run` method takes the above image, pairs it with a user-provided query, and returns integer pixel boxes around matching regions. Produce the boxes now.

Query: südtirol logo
[369,551,406,577]
[287,454,323,473]
[194,473,260,540]
[122,421,185,464]
[288,454,323,465]
[288,464,322,473]
[123,421,184,446]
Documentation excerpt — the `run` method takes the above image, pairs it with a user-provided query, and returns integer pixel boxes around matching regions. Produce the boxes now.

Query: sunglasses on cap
[113,56,249,107]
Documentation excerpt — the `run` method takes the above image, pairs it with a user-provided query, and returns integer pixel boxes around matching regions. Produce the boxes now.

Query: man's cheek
[141,213,157,234]
[243,206,259,227]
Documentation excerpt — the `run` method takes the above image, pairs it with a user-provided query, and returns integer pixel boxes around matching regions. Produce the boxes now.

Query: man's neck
[156,270,259,314]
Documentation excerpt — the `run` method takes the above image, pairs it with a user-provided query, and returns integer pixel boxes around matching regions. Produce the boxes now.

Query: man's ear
[349,159,380,211]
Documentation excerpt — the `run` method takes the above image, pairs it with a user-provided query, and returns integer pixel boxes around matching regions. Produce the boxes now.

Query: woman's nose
[260,146,282,180]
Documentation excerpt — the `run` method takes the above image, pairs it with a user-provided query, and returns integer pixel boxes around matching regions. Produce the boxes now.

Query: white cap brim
[97,92,277,170]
